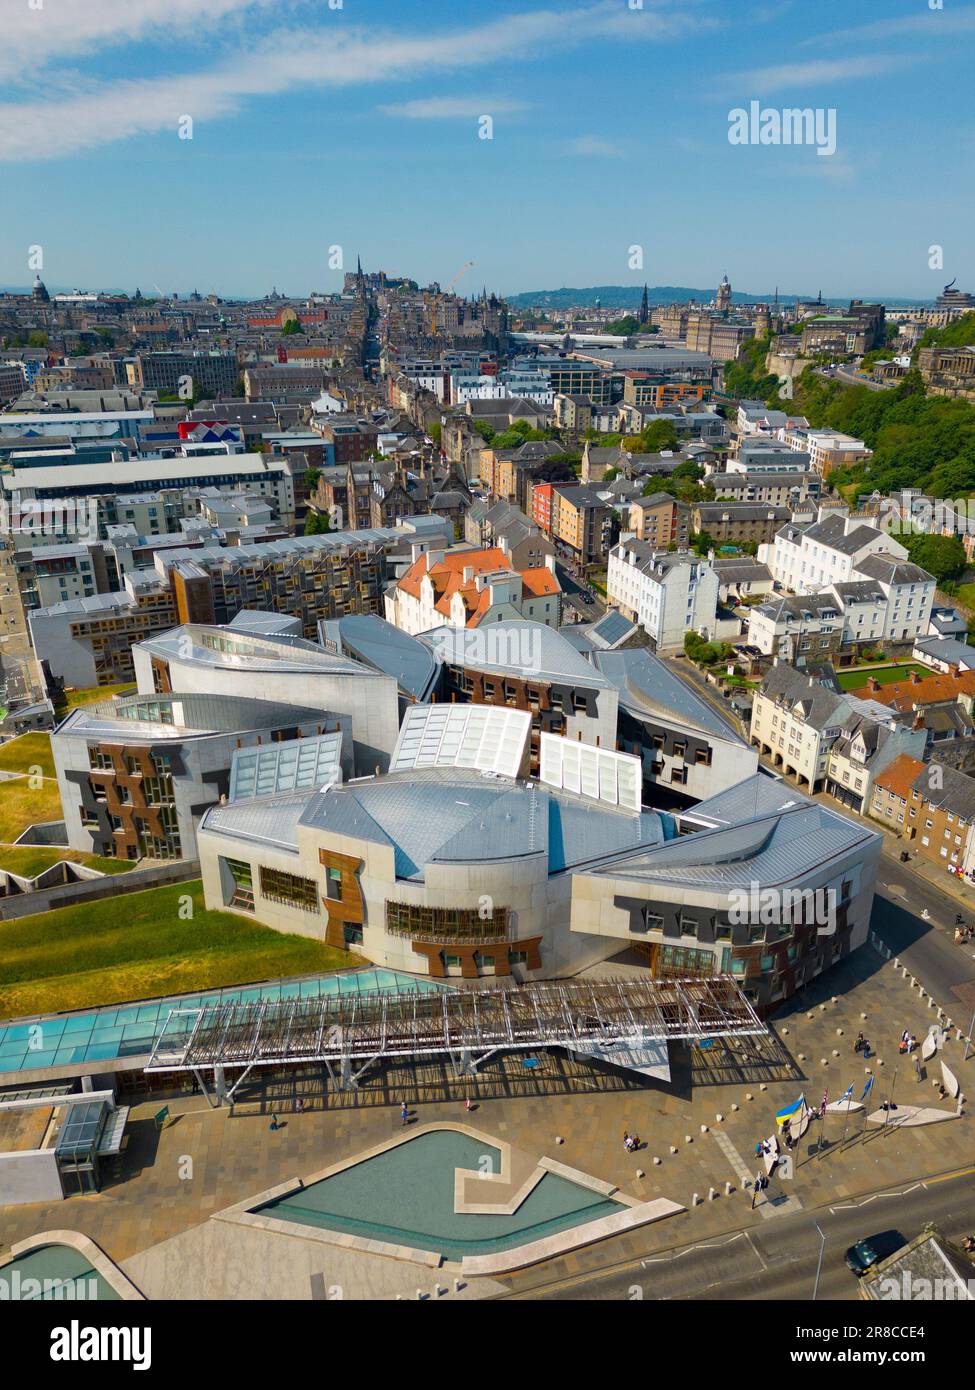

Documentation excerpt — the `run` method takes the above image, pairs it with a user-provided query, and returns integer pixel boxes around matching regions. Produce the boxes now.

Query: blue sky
[1,0,972,300]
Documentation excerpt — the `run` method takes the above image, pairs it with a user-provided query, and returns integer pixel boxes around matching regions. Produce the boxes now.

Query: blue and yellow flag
[775,1093,806,1126]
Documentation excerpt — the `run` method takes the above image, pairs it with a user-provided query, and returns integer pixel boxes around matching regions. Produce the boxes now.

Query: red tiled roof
[873,753,926,800]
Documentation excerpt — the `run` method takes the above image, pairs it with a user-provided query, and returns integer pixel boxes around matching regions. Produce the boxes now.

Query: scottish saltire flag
[841,1084,854,1103]
[775,1093,806,1126]
[860,1075,874,1101]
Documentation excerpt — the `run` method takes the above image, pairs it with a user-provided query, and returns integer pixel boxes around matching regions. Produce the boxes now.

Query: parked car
[844,1230,906,1277]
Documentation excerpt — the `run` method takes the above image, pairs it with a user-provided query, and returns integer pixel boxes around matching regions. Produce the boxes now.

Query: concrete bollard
[453,1278,464,1292]
[832,1049,840,1057]
[745,1092,754,1101]
[731,1103,739,1112]
[692,1192,701,1206]
[653,1156,661,1166]
[821,1057,829,1066]
[700,1124,709,1134]
[725,1181,734,1195]
[798,1053,806,1061]
[417,1289,424,1300]
[760,1083,768,1091]
[686,1135,693,1144]
[555,1136,564,1145]
[715,1113,723,1123]
[807,1013,814,1021]
[782,1027,790,1036]
[860,1012,868,1020]
[836,1028,844,1036]
[708,1187,718,1201]
[670,1145,678,1154]
[636,1169,645,1179]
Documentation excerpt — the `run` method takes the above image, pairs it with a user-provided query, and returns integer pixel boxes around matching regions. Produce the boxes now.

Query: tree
[281,317,304,335]
[904,532,966,584]
[304,509,331,536]
[606,315,640,336]
[304,467,321,493]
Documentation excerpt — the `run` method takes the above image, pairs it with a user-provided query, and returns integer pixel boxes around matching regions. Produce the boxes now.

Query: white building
[762,510,907,595]
[607,540,719,654]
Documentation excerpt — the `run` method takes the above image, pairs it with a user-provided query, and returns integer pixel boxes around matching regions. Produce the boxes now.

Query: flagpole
[883,1059,900,1133]
[839,1097,852,1149]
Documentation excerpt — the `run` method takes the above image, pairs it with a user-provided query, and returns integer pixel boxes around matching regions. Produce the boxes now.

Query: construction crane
[430,260,473,336]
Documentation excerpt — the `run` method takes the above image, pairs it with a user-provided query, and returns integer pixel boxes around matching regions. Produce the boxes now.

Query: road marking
[745,1230,768,1271]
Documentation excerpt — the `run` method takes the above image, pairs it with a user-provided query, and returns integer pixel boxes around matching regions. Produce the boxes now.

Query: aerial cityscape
[1,0,974,1351]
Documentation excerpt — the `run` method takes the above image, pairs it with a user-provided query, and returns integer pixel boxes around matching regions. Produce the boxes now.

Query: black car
[844,1230,906,1277]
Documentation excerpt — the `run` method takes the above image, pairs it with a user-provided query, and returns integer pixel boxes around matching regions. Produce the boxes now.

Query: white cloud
[564,135,623,158]
[723,54,913,96]
[379,98,529,120]
[801,6,975,49]
[0,3,715,161]
[0,0,279,83]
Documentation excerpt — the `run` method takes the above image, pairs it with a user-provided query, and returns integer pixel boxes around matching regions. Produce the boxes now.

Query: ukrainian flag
[775,1094,806,1126]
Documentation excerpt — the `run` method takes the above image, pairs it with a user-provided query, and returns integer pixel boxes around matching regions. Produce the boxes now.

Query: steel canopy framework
[144,975,765,1093]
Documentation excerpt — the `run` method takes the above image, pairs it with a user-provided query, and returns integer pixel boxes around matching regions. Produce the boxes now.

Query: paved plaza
[1,942,972,1299]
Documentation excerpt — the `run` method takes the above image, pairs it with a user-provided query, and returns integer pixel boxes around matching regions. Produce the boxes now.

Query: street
[556,560,607,623]
[871,854,975,1025]
[499,1166,975,1301]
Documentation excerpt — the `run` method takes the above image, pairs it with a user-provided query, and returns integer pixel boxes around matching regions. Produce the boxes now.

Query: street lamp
[812,1222,827,1301]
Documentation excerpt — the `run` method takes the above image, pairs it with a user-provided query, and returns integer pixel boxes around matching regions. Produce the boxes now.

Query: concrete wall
[0,1149,63,1205]
[133,649,399,776]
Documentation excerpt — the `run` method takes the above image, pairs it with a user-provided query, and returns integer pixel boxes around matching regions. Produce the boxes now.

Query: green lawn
[0,731,56,780]
[0,880,363,1019]
[837,664,929,691]
[0,778,64,843]
[54,682,135,714]
[955,584,975,613]
[0,732,66,842]
[0,844,134,880]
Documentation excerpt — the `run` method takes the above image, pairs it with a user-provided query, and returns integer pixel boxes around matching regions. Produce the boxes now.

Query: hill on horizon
[505,285,929,311]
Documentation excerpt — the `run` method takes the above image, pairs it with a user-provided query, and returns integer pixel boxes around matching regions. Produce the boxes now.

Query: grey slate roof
[318,613,440,700]
[419,621,612,688]
[593,647,744,741]
[853,553,934,585]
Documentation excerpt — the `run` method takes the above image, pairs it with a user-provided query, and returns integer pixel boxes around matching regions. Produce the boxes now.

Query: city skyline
[1,0,973,299]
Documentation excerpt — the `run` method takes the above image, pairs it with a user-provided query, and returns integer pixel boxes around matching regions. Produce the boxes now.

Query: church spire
[639,283,649,324]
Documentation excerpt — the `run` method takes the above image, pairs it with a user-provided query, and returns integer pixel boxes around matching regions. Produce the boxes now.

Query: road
[871,852,975,1028]
[498,1166,975,1301]
[816,365,892,392]
[556,561,607,624]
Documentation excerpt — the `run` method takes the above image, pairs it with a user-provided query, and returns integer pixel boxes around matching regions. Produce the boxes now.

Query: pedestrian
[295,1097,304,1114]
[400,1100,409,1126]
[269,1113,279,1132]
[464,1095,473,1113]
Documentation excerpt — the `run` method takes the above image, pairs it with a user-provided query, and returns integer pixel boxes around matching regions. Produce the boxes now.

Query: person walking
[269,1113,279,1132]
[400,1100,409,1127]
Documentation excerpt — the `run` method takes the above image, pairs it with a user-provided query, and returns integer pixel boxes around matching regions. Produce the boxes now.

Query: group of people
[963,1235,975,1254]
[898,1029,918,1055]
[854,1032,870,1056]
[954,919,973,944]
[623,1131,641,1153]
